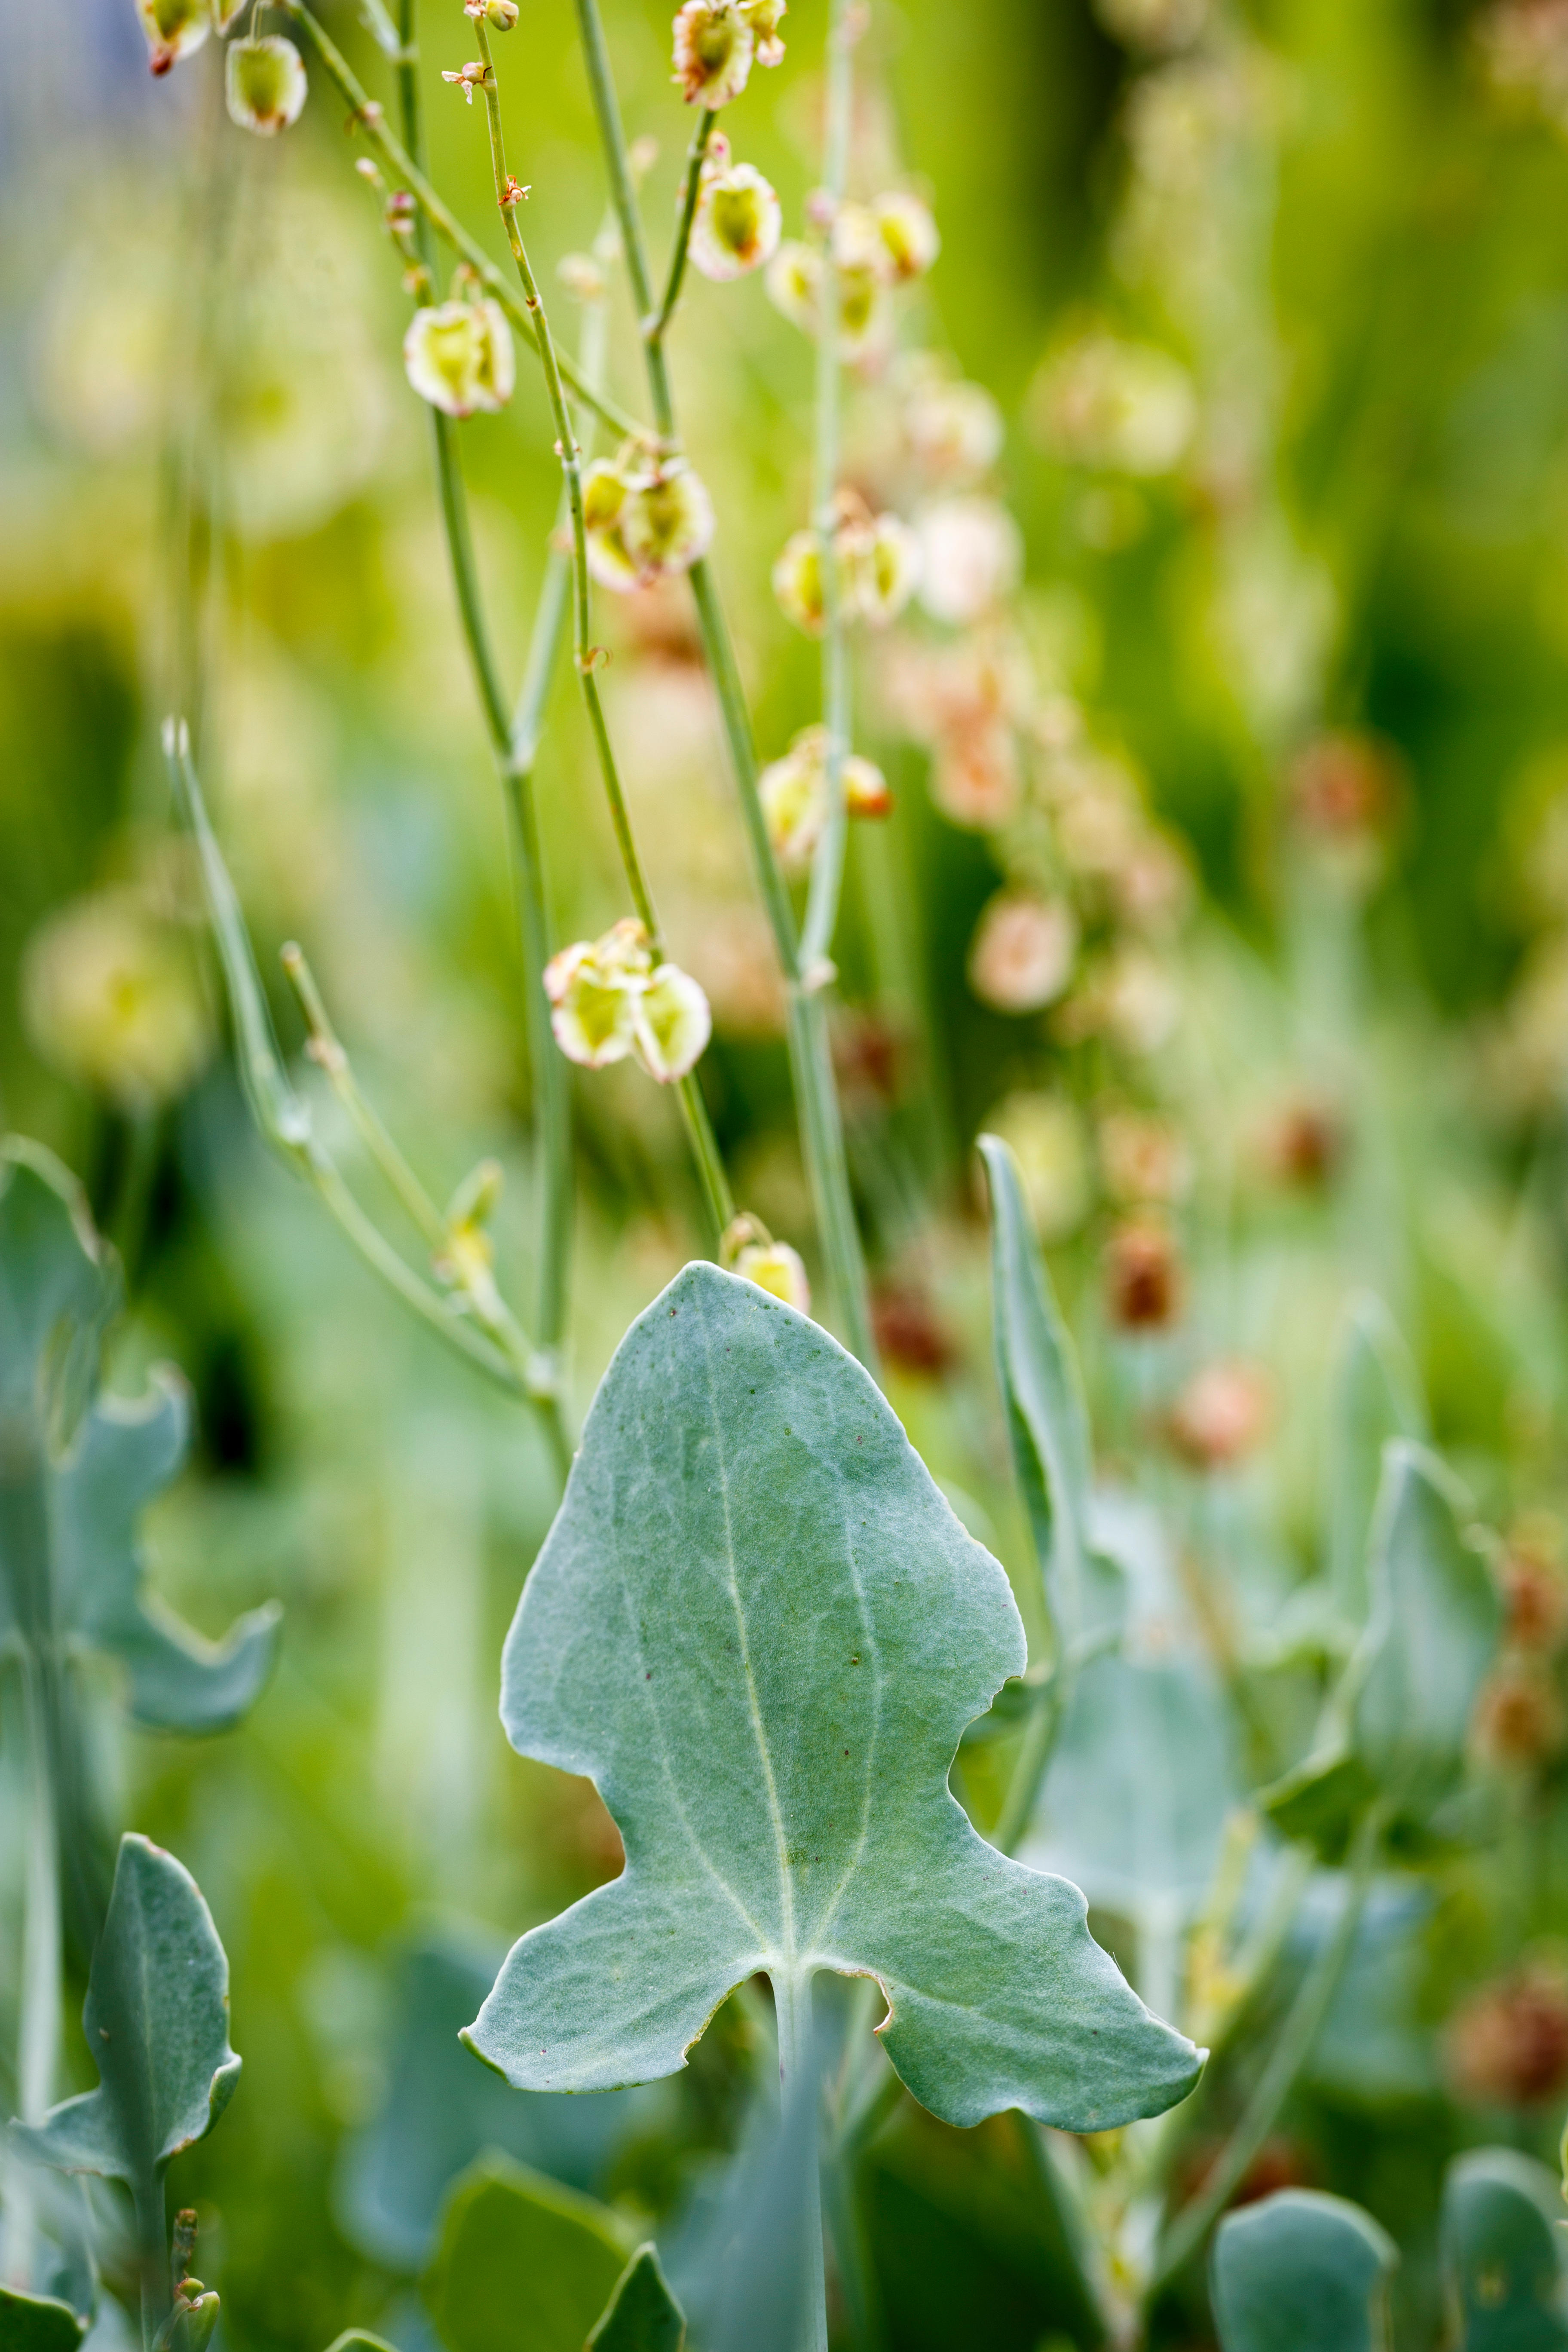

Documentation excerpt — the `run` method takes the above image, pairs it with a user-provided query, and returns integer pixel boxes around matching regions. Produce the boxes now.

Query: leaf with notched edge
[466,1265,1201,2133]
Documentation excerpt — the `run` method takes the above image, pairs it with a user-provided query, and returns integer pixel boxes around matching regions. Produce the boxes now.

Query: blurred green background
[12,0,1568,2344]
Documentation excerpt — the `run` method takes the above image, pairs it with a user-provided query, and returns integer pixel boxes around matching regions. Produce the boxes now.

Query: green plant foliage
[421,2155,631,2352]
[0,2287,87,2352]
[1265,1441,1501,1858]
[1327,1295,1427,1626]
[976,1133,1126,1660]
[0,1138,281,1736]
[587,2246,686,2352]
[466,1264,1202,2130]
[1441,2149,1568,2351]
[10,1833,241,2190]
[322,2334,400,2352]
[1210,2187,1397,2352]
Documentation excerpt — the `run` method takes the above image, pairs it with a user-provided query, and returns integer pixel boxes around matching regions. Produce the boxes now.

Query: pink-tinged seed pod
[1167,1360,1273,1471]
[543,920,652,1068]
[764,240,821,332]
[403,299,514,418]
[873,190,940,281]
[225,36,308,135]
[759,727,891,870]
[631,963,712,1081]
[930,718,1022,830]
[902,371,1004,485]
[734,1239,810,1311]
[691,161,783,281]
[738,0,787,66]
[138,0,209,74]
[671,0,755,105]
[916,496,1024,626]
[967,891,1078,1014]
[1446,1961,1568,2107]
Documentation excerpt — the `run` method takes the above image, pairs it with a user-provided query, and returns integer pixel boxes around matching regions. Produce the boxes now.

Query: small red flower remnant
[1105,1219,1183,1332]
[1167,1359,1273,1472]
[1447,1959,1568,2110]
[137,0,209,74]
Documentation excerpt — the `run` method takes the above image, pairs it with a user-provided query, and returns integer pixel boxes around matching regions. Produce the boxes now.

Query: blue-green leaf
[421,2155,631,2352]
[588,2248,685,2352]
[1442,2149,1568,2351]
[977,1134,1125,1662]
[1211,2187,1396,2352]
[0,2287,87,2352]
[467,1265,1200,2132]
[1327,1295,1425,1626]
[10,1834,241,2190]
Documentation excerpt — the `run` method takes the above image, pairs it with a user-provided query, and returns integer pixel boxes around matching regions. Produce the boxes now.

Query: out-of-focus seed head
[672,0,755,105]
[1501,1519,1568,1651]
[916,495,1024,626]
[23,889,213,1112]
[873,190,940,281]
[1095,0,1209,56]
[1287,731,1400,894]
[1447,1960,1568,2108]
[845,511,922,626]
[901,369,1004,485]
[138,0,209,74]
[1474,1661,1568,1770]
[1030,330,1197,477]
[738,0,787,67]
[225,37,308,135]
[1099,1108,1190,1206]
[402,298,514,418]
[1105,1218,1183,1331]
[1168,1359,1273,1470]
[632,962,712,1081]
[543,923,651,1069]
[872,1283,958,1376]
[844,751,892,818]
[967,891,1078,1014]
[557,251,608,303]
[691,160,783,280]
[764,239,821,332]
[735,1238,811,1311]
[772,527,824,633]
[930,716,1022,830]
[1259,1092,1344,1190]
[758,726,891,870]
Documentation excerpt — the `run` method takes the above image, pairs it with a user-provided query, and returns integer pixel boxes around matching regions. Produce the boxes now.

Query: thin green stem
[134,2176,169,2350]
[648,108,717,345]
[567,0,877,1360]
[5,1660,62,2293]
[799,0,856,976]
[1146,1804,1389,2299]
[277,0,646,443]
[773,1968,829,2352]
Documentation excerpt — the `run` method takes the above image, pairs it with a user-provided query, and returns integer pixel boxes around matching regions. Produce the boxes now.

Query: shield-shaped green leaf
[422,2155,631,2352]
[466,1265,1201,2132]
[10,1833,241,2192]
[0,2288,87,2352]
[0,1140,280,1737]
[977,1135,1126,1664]
[1211,2187,1396,2352]
[1265,1442,1500,1859]
[588,2247,686,2352]
[1442,2148,1568,2351]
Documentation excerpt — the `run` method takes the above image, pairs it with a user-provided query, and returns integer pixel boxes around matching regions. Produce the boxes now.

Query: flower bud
[225,36,308,135]
[403,298,514,418]
[632,962,712,1081]
[691,160,783,280]
[1167,1360,1272,1470]
[467,0,519,23]
[844,511,921,626]
[137,0,209,74]
[671,0,755,106]
[738,0,787,67]
[967,891,1077,1014]
[735,1238,810,1311]
[22,890,212,1113]
[916,495,1023,626]
[873,190,940,281]
[180,2293,222,2352]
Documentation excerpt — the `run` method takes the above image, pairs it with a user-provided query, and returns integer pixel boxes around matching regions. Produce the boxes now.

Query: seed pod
[738,0,787,66]
[759,726,890,871]
[1447,1962,1568,2107]
[631,963,712,1081]
[873,190,940,281]
[1105,1219,1182,1331]
[402,298,514,418]
[22,889,212,1113]
[543,920,652,1069]
[137,0,209,74]
[735,1239,810,1311]
[967,891,1078,1014]
[617,460,716,584]
[1167,1360,1273,1470]
[764,239,821,332]
[772,529,823,634]
[916,495,1023,626]
[691,160,783,281]
[671,0,755,106]
[844,511,922,626]
[225,36,308,135]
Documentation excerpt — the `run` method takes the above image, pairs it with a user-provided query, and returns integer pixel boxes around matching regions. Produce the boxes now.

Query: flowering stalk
[393,0,576,1397]
[648,107,719,346]
[466,12,734,1245]
[276,0,645,445]
[570,0,876,1369]
[798,0,856,977]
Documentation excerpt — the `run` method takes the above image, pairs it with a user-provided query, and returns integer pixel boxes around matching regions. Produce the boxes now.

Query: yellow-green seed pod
[225,36,308,135]
[137,0,210,76]
[402,298,515,418]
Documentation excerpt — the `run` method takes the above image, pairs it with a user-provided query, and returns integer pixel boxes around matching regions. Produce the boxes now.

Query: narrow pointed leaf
[977,1135,1125,1661]
[588,2247,685,2352]
[421,2155,630,2352]
[323,2335,400,2352]
[1212,2188,1396,2352]
[1442,2149,1568,2352]
[10,1834,241,2188]
[0,2288,87,2352]
[468,1266,1201,2132]
[1327,1295,1425,1625]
